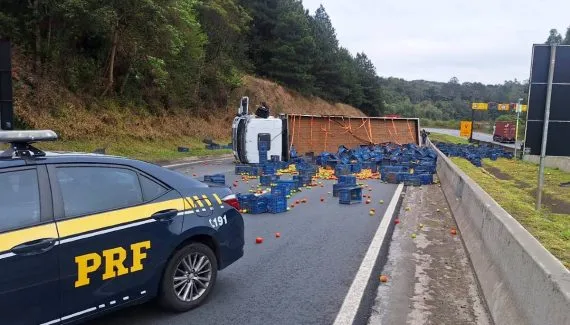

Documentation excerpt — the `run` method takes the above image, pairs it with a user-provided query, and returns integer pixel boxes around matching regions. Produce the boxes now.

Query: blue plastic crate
[403,175,422,186]
[417,173,434,185]
[382,172,409,184]
[338,175,357,186]
[258,141,270,151]
[260,174,280,186]
[203,174,225,185]
[335,164,351,176]
[237,194,256,211]
[413,165,435,174]
[276,180,297,195]
[268,201,287,214]
[262,163,277,175]
[270,155,281,162]
[249,197,268,214]
[235,165,250,175]
[293,175,311,187]
[333,183,350,197]
[380,165,409,174]
[339,186,362,204]
[259,151,268,164]
[271,186,285,197]
[350,163,362,173]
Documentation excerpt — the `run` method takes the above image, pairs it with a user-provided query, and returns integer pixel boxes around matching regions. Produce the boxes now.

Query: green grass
[429,133,469,144]
[451,157,570,269]
[37,137,232,162]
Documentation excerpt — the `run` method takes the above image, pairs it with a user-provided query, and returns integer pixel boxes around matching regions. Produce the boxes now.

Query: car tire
[159,242,218,312]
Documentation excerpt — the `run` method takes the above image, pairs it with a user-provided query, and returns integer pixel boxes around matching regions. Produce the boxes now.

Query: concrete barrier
[523,154,570,173]
[429,141,570,325]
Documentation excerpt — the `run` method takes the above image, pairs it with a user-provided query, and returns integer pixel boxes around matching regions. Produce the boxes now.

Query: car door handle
[152,209,179,222]
[11,238,57,256]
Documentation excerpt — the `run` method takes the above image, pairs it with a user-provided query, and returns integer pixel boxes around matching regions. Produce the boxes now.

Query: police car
[0,130,244,325]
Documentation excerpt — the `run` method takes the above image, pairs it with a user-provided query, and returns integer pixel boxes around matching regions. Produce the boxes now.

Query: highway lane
[426,127,522,149]
[85,159,400,325]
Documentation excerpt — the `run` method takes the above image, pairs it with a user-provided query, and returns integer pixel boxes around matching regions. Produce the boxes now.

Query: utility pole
[514,98,523,159]
[536,44,556,210]
[469,108,475,142]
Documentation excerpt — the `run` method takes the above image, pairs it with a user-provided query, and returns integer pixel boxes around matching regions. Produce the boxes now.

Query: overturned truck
[232,97,421,164]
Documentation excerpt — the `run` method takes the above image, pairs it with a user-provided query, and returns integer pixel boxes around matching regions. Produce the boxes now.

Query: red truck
[493,121,516,143]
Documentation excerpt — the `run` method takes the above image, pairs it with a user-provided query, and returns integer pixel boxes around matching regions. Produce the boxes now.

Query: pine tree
[309,5,344,100]
[546,28,563,45]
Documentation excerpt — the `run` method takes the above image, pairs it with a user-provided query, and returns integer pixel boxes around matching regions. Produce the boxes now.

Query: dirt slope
[13,61,364,142]
[235,75,365,117]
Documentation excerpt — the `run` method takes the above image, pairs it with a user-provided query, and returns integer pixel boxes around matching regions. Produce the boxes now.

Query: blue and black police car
[0,130,245,325]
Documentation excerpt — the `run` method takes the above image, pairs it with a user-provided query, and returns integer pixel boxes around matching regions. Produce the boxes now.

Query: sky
[302,0,570,84]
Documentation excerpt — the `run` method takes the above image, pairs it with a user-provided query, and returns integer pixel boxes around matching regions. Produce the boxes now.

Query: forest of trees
[381,77,527,121]
[0,0,537,119]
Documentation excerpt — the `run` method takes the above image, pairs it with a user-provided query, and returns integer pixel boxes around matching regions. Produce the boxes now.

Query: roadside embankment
[430,140,570,325]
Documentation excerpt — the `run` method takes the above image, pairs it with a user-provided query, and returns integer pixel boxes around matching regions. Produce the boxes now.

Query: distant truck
[493,121,516,143]
[232,97,421,164]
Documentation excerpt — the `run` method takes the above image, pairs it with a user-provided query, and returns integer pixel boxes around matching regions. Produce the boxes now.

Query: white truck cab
[232,97,286,164]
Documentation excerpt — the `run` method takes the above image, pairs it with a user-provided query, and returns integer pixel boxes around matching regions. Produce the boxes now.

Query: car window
[139,174,168,201]
[0,169,41,231]
[56,167,143,218]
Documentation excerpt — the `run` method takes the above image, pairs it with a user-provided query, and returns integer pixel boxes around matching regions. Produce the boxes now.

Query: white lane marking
[40,319,60,325]
[110,300,116,305]
[163,157,231,169]
[123,296,129,301]
[333,183,404,325]
[61,307,97,321]
[98,304,105,308]
[59,219,156,244]
[141,290,147,295]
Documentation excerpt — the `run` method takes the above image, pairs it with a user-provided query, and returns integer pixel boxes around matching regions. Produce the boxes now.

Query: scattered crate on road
[339,186,362,205]
[203,174,225,185]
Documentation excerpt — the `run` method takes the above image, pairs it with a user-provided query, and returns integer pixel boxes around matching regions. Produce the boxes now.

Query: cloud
[302,0,570,83]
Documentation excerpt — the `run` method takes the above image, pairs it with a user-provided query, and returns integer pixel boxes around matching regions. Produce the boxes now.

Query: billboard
[497,104,510,111]
[524,45,570,157]
[471,102,489,110]
[0,40,13,130]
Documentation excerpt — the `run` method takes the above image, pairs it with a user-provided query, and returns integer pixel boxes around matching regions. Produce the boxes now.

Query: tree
[197,0,251,104]
[242,0,316,92]
[354,53,384,116]
[546,28,562,45]
[563,26,570,45]
[309,5,344,100]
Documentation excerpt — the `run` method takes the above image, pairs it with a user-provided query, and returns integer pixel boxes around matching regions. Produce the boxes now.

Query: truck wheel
[159,243,218,312]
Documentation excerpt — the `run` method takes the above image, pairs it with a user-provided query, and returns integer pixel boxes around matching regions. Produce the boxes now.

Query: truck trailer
[232,97,421,164]
[493,121,516,143]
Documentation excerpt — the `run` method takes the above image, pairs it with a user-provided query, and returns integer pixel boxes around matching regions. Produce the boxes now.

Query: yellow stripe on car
[213,193,223,205]
[57,198,185,238]
[0,223,59,253]
[202,195,212,207]
[193,196,204,208]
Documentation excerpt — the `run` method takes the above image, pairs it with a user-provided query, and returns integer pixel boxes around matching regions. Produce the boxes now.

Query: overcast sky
[302,0,570,84]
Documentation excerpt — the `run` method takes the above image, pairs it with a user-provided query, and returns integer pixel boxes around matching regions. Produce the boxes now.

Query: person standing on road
[421,129,428,146]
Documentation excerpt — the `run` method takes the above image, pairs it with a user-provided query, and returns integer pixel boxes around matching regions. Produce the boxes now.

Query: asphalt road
[85,158,399,325]
[426,127,521,149]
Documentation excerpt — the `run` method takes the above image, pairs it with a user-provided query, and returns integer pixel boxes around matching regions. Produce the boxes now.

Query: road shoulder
[368,184,491,325]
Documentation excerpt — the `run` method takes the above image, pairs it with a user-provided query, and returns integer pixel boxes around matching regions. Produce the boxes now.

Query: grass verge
[429,133,469,144]
[37,137,232,162]
[451,157,570,269]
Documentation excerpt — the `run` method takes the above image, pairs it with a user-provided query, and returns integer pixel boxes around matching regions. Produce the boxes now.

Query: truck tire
[159,243,218,312]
